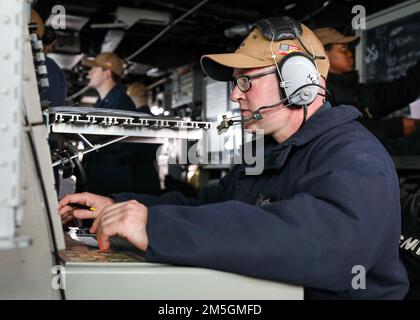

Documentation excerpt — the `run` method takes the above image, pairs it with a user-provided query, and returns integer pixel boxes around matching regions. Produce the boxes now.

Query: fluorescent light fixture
[46,14,89,31]
[47,53,84,70]
[90,7,170,30]
[91,22,128,29]
[146,67,165,78]
[101,30,125,53]
[285,3,297,11]
[126,62,154,75]
[116,7,171,28]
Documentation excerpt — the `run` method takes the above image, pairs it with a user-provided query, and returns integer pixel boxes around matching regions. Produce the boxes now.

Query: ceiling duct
[91,6,171,30]
[45,14,89,31]
[116,6,171,27]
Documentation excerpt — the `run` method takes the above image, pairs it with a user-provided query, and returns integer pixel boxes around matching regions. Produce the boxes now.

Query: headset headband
[253,17,302,41]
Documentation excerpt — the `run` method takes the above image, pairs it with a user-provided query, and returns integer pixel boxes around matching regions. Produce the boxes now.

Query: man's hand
[59,192,114,225]
[90,200,149,252]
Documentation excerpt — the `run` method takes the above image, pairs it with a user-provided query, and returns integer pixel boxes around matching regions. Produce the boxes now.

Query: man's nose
[230,84,244,103]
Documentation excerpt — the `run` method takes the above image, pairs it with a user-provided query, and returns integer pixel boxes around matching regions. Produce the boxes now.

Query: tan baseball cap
[201,20,329,81]
[127,82,147,97]
[82,52,124,77]
[313,28,360,47]
[31,9,45,39]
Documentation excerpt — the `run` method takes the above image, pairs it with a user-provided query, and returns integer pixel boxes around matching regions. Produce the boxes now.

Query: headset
[259,17,322,108]
[217,16,329,134]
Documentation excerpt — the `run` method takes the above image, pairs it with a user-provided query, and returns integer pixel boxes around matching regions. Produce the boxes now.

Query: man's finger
[59,194,81,209]
[91,208,122,233]
[61,211,71,221]
[103,201,132,212]
[101,214,122,227]
[97,221,122,251]
[95,213,122,238]
[58,192,91,210]
[59,205,75,217]
[73,209,97,220]
[62,215,74,225]
[90,201,130,233]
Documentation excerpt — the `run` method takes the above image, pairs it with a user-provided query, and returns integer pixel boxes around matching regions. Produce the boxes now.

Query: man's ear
[324,50,333,61]
[324,44,337,62]
[103,68,112,80]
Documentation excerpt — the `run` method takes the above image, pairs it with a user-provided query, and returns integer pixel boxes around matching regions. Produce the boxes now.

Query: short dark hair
[324,43,333,51]
[102,67,122,83]
[110,71,122,84]
[42,26,56,46]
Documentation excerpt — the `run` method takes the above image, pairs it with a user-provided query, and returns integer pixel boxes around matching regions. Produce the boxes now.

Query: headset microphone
[217,110,262,135]
[216,82,328,134]
[216,17,330,135]
[217,100,287,134]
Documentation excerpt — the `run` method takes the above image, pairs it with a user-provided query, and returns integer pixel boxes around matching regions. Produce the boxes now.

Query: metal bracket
[0,236,32,250]
[52,135,129,168]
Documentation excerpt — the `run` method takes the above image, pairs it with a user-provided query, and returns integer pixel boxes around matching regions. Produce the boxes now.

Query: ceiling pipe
[126,0,210,61]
